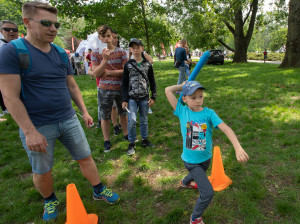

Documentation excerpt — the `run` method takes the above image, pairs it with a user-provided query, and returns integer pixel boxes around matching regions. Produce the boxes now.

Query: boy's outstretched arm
[218,123,249,163]
[165,83,184,110]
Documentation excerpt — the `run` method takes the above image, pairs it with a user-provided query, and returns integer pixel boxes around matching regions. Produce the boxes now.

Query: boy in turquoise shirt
[165,81,249,224]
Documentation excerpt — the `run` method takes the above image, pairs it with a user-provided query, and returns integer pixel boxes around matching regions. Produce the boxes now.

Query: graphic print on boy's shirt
[185,120,207,151]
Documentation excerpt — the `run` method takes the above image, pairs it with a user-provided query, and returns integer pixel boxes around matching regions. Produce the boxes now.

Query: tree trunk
[233,8,248,63]
[279,0,300,68]
[140,0,151,54]
[224,0,258,63]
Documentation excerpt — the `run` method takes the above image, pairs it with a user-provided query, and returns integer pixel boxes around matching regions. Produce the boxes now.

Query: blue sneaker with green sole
[93,186,120,204]
[43,199,59,221]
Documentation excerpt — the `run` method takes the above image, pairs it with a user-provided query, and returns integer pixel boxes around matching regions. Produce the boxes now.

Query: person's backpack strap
[128,60,148,84]
[0,39,8,44]
[11,39,31,77]
[10,38,31,99]
[51,43,68,67]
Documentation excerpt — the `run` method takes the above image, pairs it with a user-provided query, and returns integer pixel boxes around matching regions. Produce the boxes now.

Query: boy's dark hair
[22,1,58,18]
[111,30,117,35]
[180,39,187,45]
[97,25,112,35]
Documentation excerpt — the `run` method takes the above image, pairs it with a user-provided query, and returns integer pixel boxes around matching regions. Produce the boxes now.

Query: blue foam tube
[179,50,210,102]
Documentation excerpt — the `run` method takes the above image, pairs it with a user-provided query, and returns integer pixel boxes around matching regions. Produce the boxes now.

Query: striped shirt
[92,47,128,90]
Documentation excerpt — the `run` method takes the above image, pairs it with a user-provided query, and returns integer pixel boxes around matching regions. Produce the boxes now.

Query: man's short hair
[180,39,187,45]
[0,20,17,29]
[97,25,112,35]
[22,1,58,18]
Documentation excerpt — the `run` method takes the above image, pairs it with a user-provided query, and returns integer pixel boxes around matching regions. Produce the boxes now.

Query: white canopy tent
[75,40,88,56]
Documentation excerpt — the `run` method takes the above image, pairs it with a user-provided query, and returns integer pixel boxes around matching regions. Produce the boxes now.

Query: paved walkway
[247,60,281,64]
[153,57,282,65]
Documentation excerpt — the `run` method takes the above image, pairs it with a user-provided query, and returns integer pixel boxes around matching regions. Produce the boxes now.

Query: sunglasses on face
[28,18,60,29]
[2,27,18,32]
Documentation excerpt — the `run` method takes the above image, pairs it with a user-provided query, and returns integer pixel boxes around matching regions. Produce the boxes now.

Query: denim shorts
[19,114,91,174]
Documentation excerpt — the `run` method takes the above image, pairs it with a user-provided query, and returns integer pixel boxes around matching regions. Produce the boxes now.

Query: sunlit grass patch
[1,62,300,223]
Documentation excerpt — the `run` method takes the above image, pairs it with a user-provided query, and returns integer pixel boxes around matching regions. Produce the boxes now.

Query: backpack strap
[10,39,69,99]
[0,39,8,44]
[11,38,31,99]
[51,43,68,67]
[11,39,31,77]
[128,60,148,84]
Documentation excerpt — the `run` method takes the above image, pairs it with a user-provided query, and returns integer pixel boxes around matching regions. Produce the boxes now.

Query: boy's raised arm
[165,83,184,110]
[218,122,249,163]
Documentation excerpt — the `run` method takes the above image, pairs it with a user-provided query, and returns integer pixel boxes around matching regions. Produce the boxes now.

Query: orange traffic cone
[208,146,232,191]
[65,183,98,224]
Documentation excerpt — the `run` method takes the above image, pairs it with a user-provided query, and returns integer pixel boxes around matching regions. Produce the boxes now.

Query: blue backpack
[10,38,69,98]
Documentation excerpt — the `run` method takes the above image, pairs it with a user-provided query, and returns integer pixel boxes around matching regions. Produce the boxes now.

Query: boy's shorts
[99,88,126,120]
[75,62,81,69]
[19,114,91,174]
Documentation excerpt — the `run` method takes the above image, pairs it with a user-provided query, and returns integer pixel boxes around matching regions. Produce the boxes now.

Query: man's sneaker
[104,141,111,153]
[141,139,154,148]
[93,186,120,204]
[96,120,101,128]
[127,142,136,156]
[148,108,153,114]
[180,180,198,189]
[190,215,205,224]
[113,125,121,136]
[43,199,59,221]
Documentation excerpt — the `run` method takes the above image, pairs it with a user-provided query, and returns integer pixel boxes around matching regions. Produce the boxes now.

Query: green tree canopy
[166,0,264,63]
[0,0,26,35]
[49,0,176,54]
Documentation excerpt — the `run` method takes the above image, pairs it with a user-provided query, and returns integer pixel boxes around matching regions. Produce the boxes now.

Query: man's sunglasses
[2,27,18,32]
[28,18,60,29]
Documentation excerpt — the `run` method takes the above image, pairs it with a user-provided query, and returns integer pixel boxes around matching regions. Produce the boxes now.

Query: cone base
[208,175,232,191]
[87,214,98,224]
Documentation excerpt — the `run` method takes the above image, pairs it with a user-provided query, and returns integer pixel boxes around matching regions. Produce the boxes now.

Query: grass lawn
[0,61,299,224]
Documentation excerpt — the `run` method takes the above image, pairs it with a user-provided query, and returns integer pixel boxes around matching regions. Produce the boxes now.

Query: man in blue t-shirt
[0,1,119,222]
[174,39,188,85]
[165,81,249,224]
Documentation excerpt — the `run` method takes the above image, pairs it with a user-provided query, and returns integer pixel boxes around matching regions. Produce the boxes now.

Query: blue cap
[182,81,206,96]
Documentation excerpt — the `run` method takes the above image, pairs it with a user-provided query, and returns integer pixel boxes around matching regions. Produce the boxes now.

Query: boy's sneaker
[190,215,205,224]
[127,142,136,156]
[113,125,121,135]
[2,109,9,114]
[104,141,111,153]
[93,186,120,204]
[43,199,59,221]
[180,180,198,189]
[141,139,154,148]
[124,135,129,141]
[148,108,153,114]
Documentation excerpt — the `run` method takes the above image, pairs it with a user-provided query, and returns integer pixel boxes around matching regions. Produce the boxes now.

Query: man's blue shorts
[19,114,91,174]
